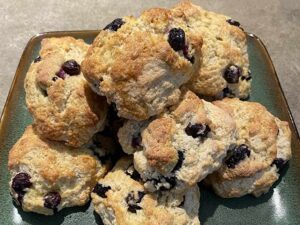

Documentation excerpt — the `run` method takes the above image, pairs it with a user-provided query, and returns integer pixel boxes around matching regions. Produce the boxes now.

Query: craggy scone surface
[8,126,110,215]
[91,157,200,225]
[82,10,203,120]
[25,36,108,147]
[206,98,292,198]
[133,91,236,193]
[172,1,251,99]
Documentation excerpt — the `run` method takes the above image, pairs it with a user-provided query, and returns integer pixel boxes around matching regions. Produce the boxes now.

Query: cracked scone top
[91,157,200,225]
[172,1,251,99]
[205,98,292,198]
[8,126,110,215]
[25,37,108,147]
[133,91,236,193]
[82,10,203,120]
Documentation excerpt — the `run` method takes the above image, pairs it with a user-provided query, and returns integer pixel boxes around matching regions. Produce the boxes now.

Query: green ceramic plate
[0,31,299,225]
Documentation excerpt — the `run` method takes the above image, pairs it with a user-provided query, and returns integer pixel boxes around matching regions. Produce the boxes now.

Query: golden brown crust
[205,98,292,198]
[213,98,278,179]
[8,126,110,215]
[82,12,202,120]
[143,117,178,174]
[25,37,108,147]
[134,91,236,192]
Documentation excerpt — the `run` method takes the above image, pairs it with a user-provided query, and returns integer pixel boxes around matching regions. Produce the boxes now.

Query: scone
[8,126,110,215]
[172,1,251,99]
[91,157,200,225]
[118,120,152,155]
[205,98,292,198]
[25,36,108,147]
[133,91,236,193]
[82,11,203,120]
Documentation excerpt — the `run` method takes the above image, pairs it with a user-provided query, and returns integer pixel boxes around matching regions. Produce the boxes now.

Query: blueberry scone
[25,37,108,147]
[82,12,203,120]
[133,91,236,193]
[172,1,251,99]
[91,157,200,225]
[205,98,292,198]
[8,126,110,215]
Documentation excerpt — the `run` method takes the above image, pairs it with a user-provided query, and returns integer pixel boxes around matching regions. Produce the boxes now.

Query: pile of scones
[8,1,292,224]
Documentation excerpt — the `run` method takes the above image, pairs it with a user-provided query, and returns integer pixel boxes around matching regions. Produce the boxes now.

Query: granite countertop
[0,0,299,130]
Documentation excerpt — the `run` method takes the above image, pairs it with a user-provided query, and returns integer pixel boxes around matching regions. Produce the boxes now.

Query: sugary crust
[91,157,200,225]
[82,12,202,120]
[25,37,108,147]
[172,1,251,99]
[206,98,292,197]
[8,126,110,215]
[134,91,236,192]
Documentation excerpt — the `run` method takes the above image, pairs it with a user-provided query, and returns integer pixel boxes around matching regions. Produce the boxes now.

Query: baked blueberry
[168,28,186,51]
[183,45,195,63]
[125,191,145,213]
[12,173,32,192]
[125,165,141,181]
[104,18,125,31]
[131,133,142,148]
[55,68,66,79]
[224,65,242,83]
[185,123,211,139]
[172,151,185,173]
[225,144,251,168]
[226,19,241,27]
[222,87,234,97]
[44,192,61,210]
[52,76,58,81]
[148,176,176,191]
[34,56,41,63]
[272,158,287,170]
[62,60,81,75]
[93,183,111,198]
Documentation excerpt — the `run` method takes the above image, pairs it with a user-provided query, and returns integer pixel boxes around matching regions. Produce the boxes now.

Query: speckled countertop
[0,0,299,130]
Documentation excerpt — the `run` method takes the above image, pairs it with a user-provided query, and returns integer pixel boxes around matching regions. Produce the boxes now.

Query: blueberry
[146,176,176,191]
[125,165,141,181]
[185,123,211,139]
[62,60,81,75]
[246,76,252,81]
[131,133,142,148]
[93,183,111,198]
[272,158,287,170]
[52,77,58,81]
[34,56,41,63]
[168,28,186,51]
[226,19,241,27]
[222,87,234,98]
[12,173,32,192]
[55,68,66,79]
[104,18,125,31]
[44,192,61,210]
[241,75,252,81]
[224,65,242,83]
[125,191,145,213]
[172,151,185,173]
[183,45,195,64]
[16,191,25,205]
[225,144,251,169]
